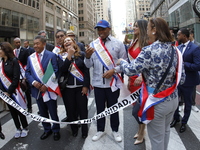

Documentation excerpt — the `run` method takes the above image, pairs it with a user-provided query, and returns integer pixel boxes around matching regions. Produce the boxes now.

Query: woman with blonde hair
[58,37,90,139]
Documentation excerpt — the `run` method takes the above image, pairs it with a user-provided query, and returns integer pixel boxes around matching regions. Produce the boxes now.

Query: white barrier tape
[0,88,140,124]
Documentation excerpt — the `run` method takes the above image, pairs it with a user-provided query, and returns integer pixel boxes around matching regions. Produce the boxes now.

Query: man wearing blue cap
[84,20,127,142]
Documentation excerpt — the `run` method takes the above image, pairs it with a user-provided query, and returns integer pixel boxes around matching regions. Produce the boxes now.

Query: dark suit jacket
[0,57,20,95]
[77,42,86,52]
[17,47,29,67]
[58,51,90,88]
[180,41,200,86]
[26,46,35,55]
[25,50,58,99]
[46,43,55,52]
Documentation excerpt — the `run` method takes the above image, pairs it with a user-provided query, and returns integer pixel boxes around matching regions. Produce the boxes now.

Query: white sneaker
[92,131,105,141]
[112,131,122,142]
[21,129,29,138]
[192,105,199,112]
[14,129,21,138]
[179,105,184,112]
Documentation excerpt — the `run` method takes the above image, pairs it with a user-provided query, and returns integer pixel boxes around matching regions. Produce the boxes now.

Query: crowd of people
[0,18,200,150]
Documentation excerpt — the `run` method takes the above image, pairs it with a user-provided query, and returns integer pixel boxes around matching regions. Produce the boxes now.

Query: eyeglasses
[56,35,65,39]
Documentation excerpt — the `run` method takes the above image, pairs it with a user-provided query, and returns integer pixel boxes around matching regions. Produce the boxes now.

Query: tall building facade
[150,0,200,42]
[94,0,109,21]
[78,0,96,45]
[135,0,150,20]
[0,0,79,45]
[126,0,136,27]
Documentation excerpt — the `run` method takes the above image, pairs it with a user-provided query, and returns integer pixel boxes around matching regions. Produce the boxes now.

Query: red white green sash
[29,52,57,102]
[138,47,183,124]
[92,37,123,92]
[0,60,26,109]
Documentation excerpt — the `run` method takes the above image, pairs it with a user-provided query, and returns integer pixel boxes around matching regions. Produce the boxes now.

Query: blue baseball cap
[94,20,111,29]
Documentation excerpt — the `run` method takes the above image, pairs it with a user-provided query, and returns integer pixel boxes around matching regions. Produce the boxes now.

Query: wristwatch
[193,0,200,18]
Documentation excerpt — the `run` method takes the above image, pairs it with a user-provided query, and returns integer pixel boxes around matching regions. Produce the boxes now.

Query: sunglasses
[56,35,65,39]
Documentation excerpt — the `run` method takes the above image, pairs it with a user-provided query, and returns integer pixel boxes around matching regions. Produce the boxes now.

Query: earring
[152,32,155,35]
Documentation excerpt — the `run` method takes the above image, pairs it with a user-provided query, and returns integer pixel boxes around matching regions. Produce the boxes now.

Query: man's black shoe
[0,132,5,140]
[53,132,60,141]
[180,124,186,133]
[170,119,180,128]
[82,134,87,139]
[40,131,52,140]
[61,117,68,122]
[28,108,32,113]
[72,132,78,137]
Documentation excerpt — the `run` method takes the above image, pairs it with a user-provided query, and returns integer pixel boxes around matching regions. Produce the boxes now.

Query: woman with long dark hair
[127,19,148,145]
[0,42,28,139]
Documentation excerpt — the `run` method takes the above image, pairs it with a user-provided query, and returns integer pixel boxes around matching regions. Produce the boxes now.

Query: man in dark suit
[66,30,86,52]
[24,40,35,55]
[189,29,200,112]
[38,30,55,52]
[13,38,32,113]
[25,35,60,141]
[170,28,200,133]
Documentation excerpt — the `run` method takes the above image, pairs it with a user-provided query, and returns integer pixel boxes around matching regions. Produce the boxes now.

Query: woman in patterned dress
[118,18,185,150]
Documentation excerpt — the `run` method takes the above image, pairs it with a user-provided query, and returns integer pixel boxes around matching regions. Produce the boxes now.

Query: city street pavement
[0,76,200,150]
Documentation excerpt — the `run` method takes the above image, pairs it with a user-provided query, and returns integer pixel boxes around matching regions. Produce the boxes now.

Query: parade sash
[58,52,84,82]
[0,61,26,109]
[92,38,123,92]
[52,46,61,55]
[138,47,183,124]
[70,63,84,82]
[29,53,57,102]
[14,49,26,78]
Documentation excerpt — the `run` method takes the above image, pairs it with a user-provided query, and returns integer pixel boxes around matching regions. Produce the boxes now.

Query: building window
[56,6,61,13]
[79,17,84,21]
[78,10,83,14]
[79,32,84,37]
[45,12,54,27]
[12,11,19,27]
[46,0,54,10]
[20,14,27,29]
[57,17,61,27]
[1,9,11,26]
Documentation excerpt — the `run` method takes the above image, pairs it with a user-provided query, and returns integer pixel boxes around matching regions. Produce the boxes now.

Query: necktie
[179,44,185,53]
[16,49,19,57]
[38,53,42,62]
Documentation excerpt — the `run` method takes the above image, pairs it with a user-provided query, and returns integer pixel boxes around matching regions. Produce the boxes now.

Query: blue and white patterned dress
[120,40,185,101]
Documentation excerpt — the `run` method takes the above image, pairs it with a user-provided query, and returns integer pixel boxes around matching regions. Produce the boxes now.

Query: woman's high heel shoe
[134,138,144,145]
[133,133,138,139]
[0,132,5,140]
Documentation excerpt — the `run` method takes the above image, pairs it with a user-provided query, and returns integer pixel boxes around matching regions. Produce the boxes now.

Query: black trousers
[25,87,32,109]
[7,104,28,129]
[94,87,120,132]
[174,85,195,124]
[62,87,88,136]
